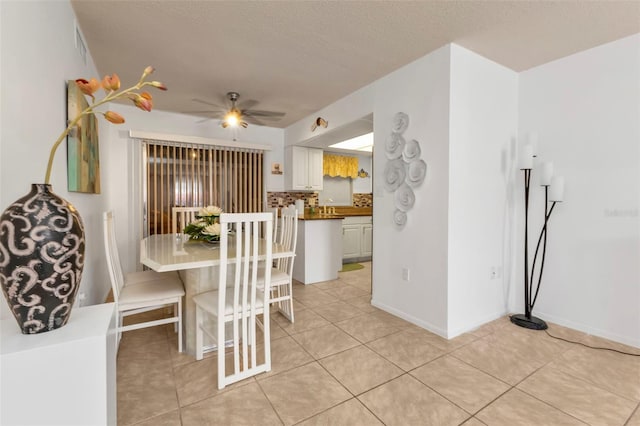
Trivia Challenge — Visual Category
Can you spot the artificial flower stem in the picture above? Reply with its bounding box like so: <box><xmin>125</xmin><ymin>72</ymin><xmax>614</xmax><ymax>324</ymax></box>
<box><xmin>43</xmin><ymin>81</ymin><xmax>154</xmax><ymax>184</ymax></box>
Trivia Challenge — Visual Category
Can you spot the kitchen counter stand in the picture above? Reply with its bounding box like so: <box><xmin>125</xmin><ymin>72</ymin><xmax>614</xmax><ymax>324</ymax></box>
<box><xmin>293</xmin><ymin>215</ymin><xmax>343</xmax><ymax>284</ymax></box>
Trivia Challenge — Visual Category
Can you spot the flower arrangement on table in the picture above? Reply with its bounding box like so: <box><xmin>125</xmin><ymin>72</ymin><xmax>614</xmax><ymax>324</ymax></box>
<box><xmin>183</xmin><ymin>206</ymin><xmax>224</xmax><ymax>242</ymax></box>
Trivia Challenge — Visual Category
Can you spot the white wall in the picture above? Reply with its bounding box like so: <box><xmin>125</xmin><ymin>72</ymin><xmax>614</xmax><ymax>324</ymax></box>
<box><xmin>518</xmin><ymin>34</ymin><xmax>640</xmax><ymax>346</ymax></box>
<box><xmin>371</xmin><ymin>46</ymin><xmax>453</xmax><ymax>335</ymax></box>
<box><xmin>447</xmin><ymin>45</ymin><xmax>519</xmax><ymax>337</ymax></box>
<box><xmin>352</xmin><ymin>155</ymin><xmax>372</xmax><ymax>194</ymax></box>
<box><xmin>0</xmin><ymin>1</ymin><xmax>109</xmax><ymax>315</ymax></box>
<box><xmin>285</xmin><ymin>44</ymin><xmax>514</xmax><ymax>338</ymax></box>
<box><xmin>284</xmin><ymin>46</ymin><xmax>453</xmax><ymax>334</ymax></box>
<box><xmin>284</xmin><ymin>84</ymin><xmax>374</xmax><ymax>147</ymax></box>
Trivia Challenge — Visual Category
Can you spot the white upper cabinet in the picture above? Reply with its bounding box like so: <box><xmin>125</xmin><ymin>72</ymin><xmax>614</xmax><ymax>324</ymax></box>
<box><xmin>285</xmin><ymin>146</ymin><xmax>323</xmax><ymax>191</ymax></box>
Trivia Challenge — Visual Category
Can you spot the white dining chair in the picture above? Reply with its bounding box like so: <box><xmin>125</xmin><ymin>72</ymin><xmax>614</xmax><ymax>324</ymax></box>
<box><xmin>172</xmin><ymin>206</ymin><xmax>201</xmax><ymax>234</ymax></box>
<box><xmin>103</xmin><ymin>211</ymin><xmax>185</xmax><ymax>352</ymax></box>
<box><xmin>269</xmin><ymin>205</ymin><xmax>298</xmax><ymax>322</ymax></box>
<box><xmin>192</xmin><ymin>212</ymin><xmax>273</xmax><ymax>389</ymax></box>
<box><xmin>255</xmin><ymin>205</ymin><xmax>297</xmax><ymax>323</ymax></box>
<box><xmin>265</xmin><ymin>206</ymin><xmax>279</xmax><ymax>243</ymax></box>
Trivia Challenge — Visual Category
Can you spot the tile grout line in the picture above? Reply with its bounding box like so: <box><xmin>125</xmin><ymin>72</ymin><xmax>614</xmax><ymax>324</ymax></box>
<box><xmin>515</xmin><ymin>363</ymin><xmax>637</xmax><ymax>424</ymax></box>
<box><xmin>504</xmin><ymin>358</ymin><xmax>593</xmax><ymax>425</ymax></box>
<box><xmin>545</xmin><ymin>347</ymin><xmax>640</xmax><ymax>403</ymax></box>
<box><xmin>312</xmin><ymin>347</ymin><xmax>390</xmax><ymax>426</ymax></box>
<box><xmin>624</xmin><ymin>401</ymin><xmax>640</xmax><ymax>426</ymax></box>
<box><xmin>275</xmin><ymin>277</ymin><xmax>385</xmax><ymax>424</ymax></box>
<box><xmin>440</xmin><ymin>328</ymin><xmax>594</xmax><ymax>422</ymax></box>
<box><xmin>254</xmin><ymin>377</ymin><xmax>287</xmax><ymax>425</ymax></box>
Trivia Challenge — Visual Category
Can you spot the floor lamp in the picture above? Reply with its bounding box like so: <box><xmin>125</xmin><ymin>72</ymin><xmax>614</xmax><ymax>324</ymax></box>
<box><xmin>511</xmin><ymin>145</ymin><xmax>564</xmax><ymax>330</ymax></box>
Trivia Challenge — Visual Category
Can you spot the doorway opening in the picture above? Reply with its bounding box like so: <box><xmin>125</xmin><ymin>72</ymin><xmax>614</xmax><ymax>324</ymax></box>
<box><xmin>300</xmin><ymin>113</ymin><xmax>374</xmax><ymax>294</ymax></box>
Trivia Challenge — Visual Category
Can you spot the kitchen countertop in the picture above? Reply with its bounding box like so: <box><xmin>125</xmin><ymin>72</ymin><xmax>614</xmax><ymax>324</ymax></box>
<box><xmin>299</xmin><ymin>213</ymin><xmax>345</xmax><ymax>221</ymax></box>
<box><xmin>297</xmin><ymin>206</ymin><xmax>372</xmax><ymax>220</ymax></box>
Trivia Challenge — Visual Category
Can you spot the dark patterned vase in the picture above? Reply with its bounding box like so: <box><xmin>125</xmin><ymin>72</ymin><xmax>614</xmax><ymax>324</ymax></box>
<box><xmin>0</xmin><ymin>184</ymin><xmax>85</xmax><ymax>334</ymax></box>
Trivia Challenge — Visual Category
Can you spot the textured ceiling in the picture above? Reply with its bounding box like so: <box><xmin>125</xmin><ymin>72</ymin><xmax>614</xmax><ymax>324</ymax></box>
<box><xmin>71</xmin><ymin>1</ymin><xmax>639</xmax><ymax>129</ymax></box>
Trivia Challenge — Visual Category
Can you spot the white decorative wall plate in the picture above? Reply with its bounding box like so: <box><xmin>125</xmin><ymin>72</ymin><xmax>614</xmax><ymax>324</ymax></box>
<box><xmin>383</xmin><ymin>158</ymin><xmax>406</xmax><ymax>192</ymax></box>
<box><xmin>402</xmin><ymin>139</ymin><xmax>421</xmax><ymax>162</ymax></box>
<box><xmin>407</xmin><ymin>159</ymin><xmax>427</xmax><ymax>187</ymax></box>
<box><xmin>385</xmin><ymin>133</ymin><xmax>405</xmax><ymax>159</ymax></box>
<box><xmin>394</xmin><ymin>183</ymin><xmax>415</xmax><ymax>212</ymax></box>
<box><xmin>391</xmin><ymin>112</ymin><xmax>409</xmax><ymax>134</ymax></box>
<box><xmin>393</xmin><ymin>209</ymin><xmax>407</xmax><ymax>228</ymax></box>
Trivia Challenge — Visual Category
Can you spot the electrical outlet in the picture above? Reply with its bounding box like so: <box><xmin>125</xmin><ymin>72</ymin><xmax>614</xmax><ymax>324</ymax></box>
<box><xmin>402</xmin><ymin>268</ymin><xmax>410</xmax><ymax>281</ymax></box>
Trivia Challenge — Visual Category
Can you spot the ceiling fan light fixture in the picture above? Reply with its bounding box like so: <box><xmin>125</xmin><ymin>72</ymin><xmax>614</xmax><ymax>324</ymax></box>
<box><xmin>191</xmin><ymin>91</ymin><xmax>284</xmax><ymax>130</ymax></box>
<box><xmin>223</xmin><ymin>109</ymin><xmax>240</xmax><ymax>127</ymax></box>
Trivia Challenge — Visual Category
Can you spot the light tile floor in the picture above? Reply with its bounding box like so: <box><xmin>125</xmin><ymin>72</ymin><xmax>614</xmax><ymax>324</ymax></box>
<box><xmin>117</xmin><ymin>262</ymin><xmax>640</xmax><ymax>425</ymax></box>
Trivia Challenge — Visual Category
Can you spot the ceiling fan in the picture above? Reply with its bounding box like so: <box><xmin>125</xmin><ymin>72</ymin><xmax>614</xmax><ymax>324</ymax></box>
<box><xmin>187</xmin><ymin>92</ymin><xmax>285</xmax><ymax>128</ymax></box>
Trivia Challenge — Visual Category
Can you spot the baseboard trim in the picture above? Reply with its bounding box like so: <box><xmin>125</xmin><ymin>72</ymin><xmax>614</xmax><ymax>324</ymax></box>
<box><xmin>370</xmin><ymin>298</ymin><xmax>449</xmax><ymax>338</ymax></box>
<box><xmin>447</xmin><ymin>310</ymin><xmax>509</xmax><ymax>339</ymax></box>
<box><xmin>533</xmin><ymin>310</ymin><xmax>640</xmax><ymax>349</ymax></box>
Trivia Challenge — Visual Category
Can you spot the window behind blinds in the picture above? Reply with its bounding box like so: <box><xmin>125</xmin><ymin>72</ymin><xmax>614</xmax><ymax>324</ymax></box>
<box><xmin>143</xmin><ymin>141</ymin><xmax>264</xmax><ymax>236</ymax></box>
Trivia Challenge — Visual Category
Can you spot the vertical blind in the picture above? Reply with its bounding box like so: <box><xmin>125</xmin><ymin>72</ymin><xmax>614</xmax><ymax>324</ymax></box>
<box><xmin>143</xmin><ymin>140</ymin><xmax>264</xmax><ymax>235</ymax></box>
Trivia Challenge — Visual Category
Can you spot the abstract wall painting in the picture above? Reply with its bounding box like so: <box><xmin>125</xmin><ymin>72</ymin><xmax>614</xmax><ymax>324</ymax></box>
<box><xmin>67</xmin><ymin>80</ymin><xmax>101</xmax><ymax>193</ymax></box>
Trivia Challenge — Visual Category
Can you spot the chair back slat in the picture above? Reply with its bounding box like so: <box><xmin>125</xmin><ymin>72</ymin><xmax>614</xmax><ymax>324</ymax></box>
<box><xmin>276</xmin><ymin>205</ymin><xmax>298</xmax><ymax>273</ymax></box>
<box><xmin>172</xmin><ymin>207</ymin><xmax>201</xmax><ymax>234</ymax></box>
<box><xmin>103</xmin><ymin>211</ymin><xmax>126</xmax><ymax>301</ymax></box>
<box><xmin>265</xmin><ymin>207</ymin><xmax>279</xmax><ymax>243</ymax></box>
<box><xmin>217</xmin><ymin>212</ymin><xmax>273</xmax><ymax>381</ymax></box>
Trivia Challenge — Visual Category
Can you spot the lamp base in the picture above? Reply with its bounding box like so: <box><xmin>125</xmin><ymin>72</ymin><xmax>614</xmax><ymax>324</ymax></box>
<box><xmin>510</xmin><ymin>314</ymin><xmax>548</xmax><ymax>330</ymax></box>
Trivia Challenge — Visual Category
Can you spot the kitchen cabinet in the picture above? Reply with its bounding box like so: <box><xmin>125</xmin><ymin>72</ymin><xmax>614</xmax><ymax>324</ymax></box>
<box><xmin>361</xmin><ymin>223</ymin><xmax>373</xmax><ymax>257</ymax></box>
<box><xmin>342</xmin><ymin>216</ymin><xmax>372</xmax><ymax>262</ymax></box>
<box><xmin>286</xmin><ymin>146</ymin><xmax>323</xmax><ymax>191</ymax></box>
<box><xmin>342</xmin><ymin>225</ymin><xmax>361</xmax><ymax>258</ymax></box>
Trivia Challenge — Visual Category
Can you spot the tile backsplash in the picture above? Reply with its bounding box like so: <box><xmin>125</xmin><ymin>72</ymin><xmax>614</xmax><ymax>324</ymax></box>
<box><xmin>352</xmin><ymin>193</ymin><xmax>372</xmax><ymax>207</ymax></box>
<box><xmin>267</xmin><ymin>192</ymin><xmax>318</xmax><ymax>208</ymax></box>
<box><xmin>267</xmin><ymin>192</ymin><xmax>372</xmax><ymax>207</ymax></box>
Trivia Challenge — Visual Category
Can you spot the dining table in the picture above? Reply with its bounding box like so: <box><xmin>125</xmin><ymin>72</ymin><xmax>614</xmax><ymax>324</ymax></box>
<box><xmin>140</xmin><ymin>233</ymin><xmax>294</xmax><ymax>355</ymax></box>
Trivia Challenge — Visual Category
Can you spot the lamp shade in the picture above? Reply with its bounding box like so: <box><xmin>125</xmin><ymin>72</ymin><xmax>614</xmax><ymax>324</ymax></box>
<box><xmin>518</xmin><ymin>144</ymin><xmax>533</xmax><ymax>170</ymax></box>
<box><xmin>549</xmin><ymin>176</ymin><xmax>565</xmax><ymax>202</ymax></box>
<box><xmin>540</xmin><ymin>162</ymin><xmax>553</xmax><ymax>186</ymax></box>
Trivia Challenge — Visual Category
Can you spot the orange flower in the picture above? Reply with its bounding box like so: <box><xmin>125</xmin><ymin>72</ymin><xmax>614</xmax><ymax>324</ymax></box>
<box><xmin>150</xmin><ymin>81</ymin><xmax>167</xmax><ymax>91</ymax></box>
<box><xmin>46</xmin><ymin>66</ymin><xmax>167</xmax><ymax>184</ymax></box>
<box><xmin>142</xmin><ymin>66</ymin><xmax>155</xmax><ymax>78</ymax></box>
<box><xmin>75</xmin><ymin>78</ymin><xmax>100</xmax><ymax>100</ymax></box>
<box><xmin>104</xmin><ymin>111</ymin><xmax>125</xmax><ymax>124</ymax></box>
<box><xmin>101</xmin><ymin>73</ymin><xmax>121</xmax><ymax>92</ymax></box>
<box><xmin>131</xmin><ymin>92</ymin><xmax>153</xmax><ymax>112</ymax></box>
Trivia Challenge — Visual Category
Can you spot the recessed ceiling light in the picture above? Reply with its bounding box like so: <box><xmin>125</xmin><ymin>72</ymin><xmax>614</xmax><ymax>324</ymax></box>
<box><xmin>329</xmin><ymin>132</ymin><xmax>373</xmax><ymax>152</ymax></box>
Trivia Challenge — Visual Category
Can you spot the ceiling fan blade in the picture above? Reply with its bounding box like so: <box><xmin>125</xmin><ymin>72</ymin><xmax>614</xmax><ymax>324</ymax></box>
<box><xmin>238</xmin><ymin>99</ymin><xmax>259</xmax><ymax>110</ymax></box>
<box><xmin>243</xmin><ymin>116</ymin><xmax>266</xmax><ymax>126</ymax></box>
<box><xmin>181</xmin><ymin>110</ymin><xmax>223</xmax><ymax>114</ymax></box>
<box><xmin>195</xmin><ymin>116</ymin><xmax>215</xmax><ymax>124</ymax></box>
<box><xmin>243</xmin><ymin>116</ymin><xmax>282</xmax><ymax>123</ymax></box>
<box><xmin>243</xmin><ymin>110</ymin><xmax>286</xmax><ymax>118</ymax></box>
<box><xmin>192</xmin><ymin>98</ymin><xmax>225</xmax><ymax>109</ymax></box>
